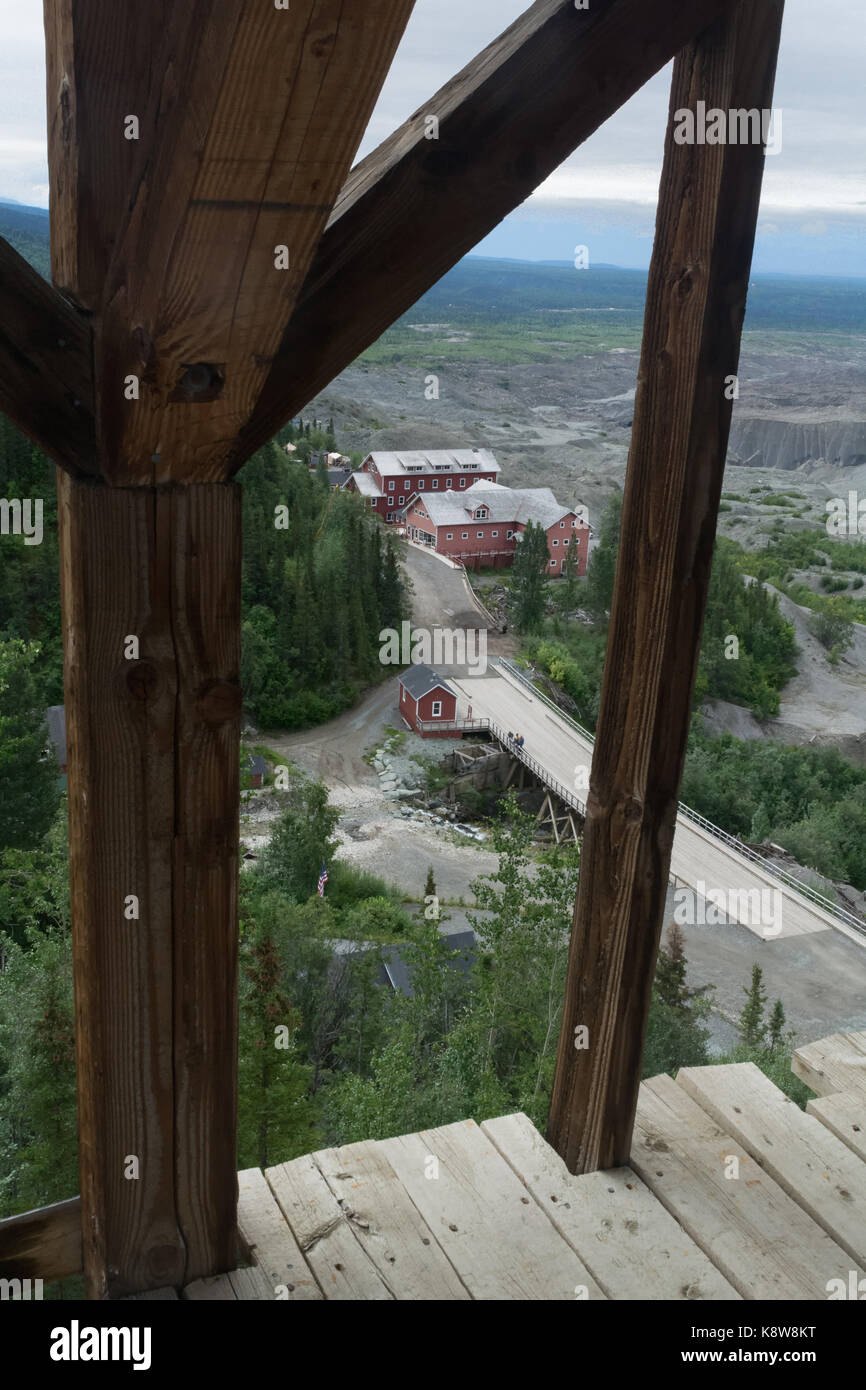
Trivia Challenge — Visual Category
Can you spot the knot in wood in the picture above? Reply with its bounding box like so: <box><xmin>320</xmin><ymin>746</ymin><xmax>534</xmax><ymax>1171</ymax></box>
<box><xmin>174</xmin><ymin>362</ymin><xmax>226</xmax><ymax>403</ymax></box>
<box><xmin>674</xmin><ymin>267</ymin><xmax>695</xmax><ymax>299</ymax></box>
<box><xmin>310</xmin><ymin>33</ymin><xmax>336</xmax><ymax>60</ymax></box>
<box><xmin>147</xmin><ymin>1242</ymin><xmax>184</xmax><ymax>1283</ymax></box>
<box><xmin>623</xmin><ymin>795</ymin><xmax>643</xmax><ymax>824</ymax></box>
<box><xmin>125</xmin><ymin>661</ymin><xmax>161</xmax><ymax>702</ymax></box>
<box><xmin>195</xmin><ymin>679</ymin><xmax>242</xmax><ymax>726</ymax></box>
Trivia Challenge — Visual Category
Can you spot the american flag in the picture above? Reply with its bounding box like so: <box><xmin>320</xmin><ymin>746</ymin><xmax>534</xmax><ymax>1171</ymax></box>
<box><xmin>317</xmin><ymin>861</ymin><xmax>328</xmax><ymax>898</ymax></box>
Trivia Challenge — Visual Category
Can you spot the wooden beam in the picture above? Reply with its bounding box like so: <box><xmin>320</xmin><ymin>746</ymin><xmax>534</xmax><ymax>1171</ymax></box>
<box><xmin>43</xmin><ymin>0</ymin><xmax>165</xmax><ymax>309</ymax></box>
<box><xmin>232</xmin><ymin>0</ymin><xmax>738</xmax><ymax>466</ymax></box>
<box><xmin>0</xmin><ymin>237</ymin><xmax>96</xmax><ymax>475</ymax></box>
<box><xmin>46</xmin><ymin>1</ymin><xmax>414</xmax><ymax>484</ymax></box>
<box><xmin>547</xmin><ymin>0</ymin><xmax>785</xmax><ymax>1174</ymax></box>
<box><xmin>0</xmin><ymin>1197</ymin><xmax>83</xmax><ymax>1284</ymax></box>
<box><xmin>59</xmin><ymin>471</ymin><xmax>241</xmax><ymax>1297</ymax></box>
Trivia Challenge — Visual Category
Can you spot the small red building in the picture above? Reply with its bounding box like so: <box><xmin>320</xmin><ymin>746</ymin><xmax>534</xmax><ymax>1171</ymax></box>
<box><xmin>404</xmin><ymin>481</ymin><xmax>590</xmax><ymax>574</ymax></box>
<box><xmin>243</xmin><ymin>754</ymin><xmax>267</xmax><ymax>788</ymax></box>
<box><xmin>398</xmin><ymin>665</ymin><xmax>459</xmax><ymax>738</ymax></box>
<box><xmin>345</xmin><ymin>449</ymin><xmax>501</xmax><ymax>523</ymax></box>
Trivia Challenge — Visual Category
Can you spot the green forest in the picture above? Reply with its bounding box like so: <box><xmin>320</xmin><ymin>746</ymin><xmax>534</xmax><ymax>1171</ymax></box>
<box><xmin>0</xmin><ymin>766</ymin><xmax>804</xmax><ymax>1259</ymax></box>
<box><xmin>512</xmin><ymin>493</ymin><xmax>866</xmax><ymax>893</ymax></box>
<box><xmin>0</xmin><ymin>412</ymin><xmax>406</xmax><ymax>731</ymax></box>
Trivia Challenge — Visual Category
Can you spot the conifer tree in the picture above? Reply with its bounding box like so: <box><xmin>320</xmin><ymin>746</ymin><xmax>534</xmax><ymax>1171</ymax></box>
<box><xmin>655</xmin><ymin>922</ymin><xmax>689</xmax><ymax>1010</ymax></box>
<box><xmin>767</xmin><ymin>998</ymin><xmax>787</xmax><ymax>1051</ymax></box>
<box><xmin>584</xmin><ymin>492</ymin><xmax>623</xmax><ymax>617</ymax></box>
<box><xmin>508</xmin><ymin>520</ymin><xmax>550</xmax><ymax>633</ymax></box>
<box><xmin>738</xmin><ymin>963</ymin><xmax>768</xmax><ymax>1048</ymax></box>
<box><xmin>237</xmin><ymin>917</ymin><xmax>316</xmax><ymax>1168</ymax></box>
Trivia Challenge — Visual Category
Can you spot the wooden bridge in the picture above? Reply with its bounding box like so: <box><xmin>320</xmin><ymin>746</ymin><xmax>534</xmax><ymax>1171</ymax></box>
<box><xmin>5</xmin><ymin>0</ymin><xmax>853</xmax><ymax>1303</ymax></box>
<box><xmin>438</xmin><ymin>662</ymin><xmax>866</xmax><ymax>945</ymax></box>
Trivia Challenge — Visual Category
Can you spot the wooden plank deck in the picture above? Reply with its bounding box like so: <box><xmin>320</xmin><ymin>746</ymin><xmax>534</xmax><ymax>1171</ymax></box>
<box><xmin>177</xmin><ymin>1047</ymin><xmax>866</xmax><ymax>1300</ymax></box>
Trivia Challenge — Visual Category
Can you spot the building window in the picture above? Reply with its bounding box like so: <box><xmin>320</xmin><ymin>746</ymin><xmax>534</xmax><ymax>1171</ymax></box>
<box><xmin>552</xmin><ymin>539</ymin><xmax>559</xmax><ymax>547</ymax></box>
<box><xmin>445</xmin><ymin>479</ymin><xmax>453</xmax><ymax>489</ymax></box>
<box><xmin>563</xmin><ymin>538</ymin><xmax>569</xmax><ymax>546</ymax></box>
<box><xmin>432</xmin><ymin>480</ymin><xmax>439</xmax><ymax>489</ymax></box>
<box><xmin>475</xmin><ymin>508</ymin><xmax>488</xmax><ymax>519</ymax></box>
<box><xmin>560</xmin><ymin>520</ymin><xmax>565</xmax><ymax>528</ymax></box>
<box><xmin>387</xmin><ymin>512</ymin><xmax>395</xmax><ymax>522</ymax></box>
<box><xmin>459</xmin><ymin>478</ymin><xmax>467</xmax><ymax>488</ymax></box>
<box><xmin>431</xmin><ymin>701</ymin><xmax>442</xmax><ymax>718</ymax></box>
<box><xmin>446</xmin><ymin>533</ymin><xmax>453</xmax><ymax>540</ymax></box>
<box><xmin>507</xmin><ymin>530</ymin><xmax>514</xmax><ymax>540</ymax></box>
<box><xmin>550</xmin><ymin>560</ymin><xmax>556</xmax><ymax>569</ymax></box>
<box><xmin>491</xmin><ymin>530</ymin><xmax>498</xmax><ymax>537</ymax></box>
<box><xmin>388</xmin><ymin>480</ymin><xmax>395</xmax><ymax>490</ymax></box>
<box><xmin>418</xmin><ymin>479</ymin><xmax>425</xmax><ymax>488</ymax></box>
<box><xmin>398</xmin><ymin>496</ymin><xmax>404</xmax><ymax>505</ymax></box>
<box><xmin>461</xmin><ymin>532</ymin><xmax>469</xmax><ymax>540</ymax></box>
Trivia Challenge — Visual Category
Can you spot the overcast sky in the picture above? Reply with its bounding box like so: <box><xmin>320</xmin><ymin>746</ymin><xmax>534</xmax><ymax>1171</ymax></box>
<box><xmin>2</xmin><ymin>0</ymin><xmax>864</xmax><ymax>274</ymax></box>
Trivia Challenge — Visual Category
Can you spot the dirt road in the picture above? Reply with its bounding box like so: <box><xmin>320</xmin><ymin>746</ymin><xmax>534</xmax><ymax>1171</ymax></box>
<box><xmin>257</xmin><ymin>544</ymin><xmax>501</xmax><ymax>904</ymax></box>
<box><xmin>256</xmin><ymin>538</ymin><xmax>866</xmax><ymax>1052</ymax></box>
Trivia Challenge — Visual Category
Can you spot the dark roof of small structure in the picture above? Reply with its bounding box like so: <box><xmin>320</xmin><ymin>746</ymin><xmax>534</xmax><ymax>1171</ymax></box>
<box><xmin>398</xmin><ymin>663</ymin><xmax>456</xmax><ymax>701</ymax></box>
<box><xmin>245</xmin><ymin>754</ymin><xmax>267</xmax><ymax>776</ymax></box>
<box><xmin>379</xmin><ymin>931</ymin><xmax>476</xmax><ymax>998</ymax></box>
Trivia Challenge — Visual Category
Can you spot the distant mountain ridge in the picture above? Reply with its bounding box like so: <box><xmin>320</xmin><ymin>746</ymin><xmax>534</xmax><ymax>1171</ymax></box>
<box><xmin>2</xmin><ymin>198</ymin><xmax>865</xmax><ymax>337</ymax></box>
<box><xmin>0</xmin><ymin>200</ymin><xmax>50</xmax><ymax>278</ymax></box>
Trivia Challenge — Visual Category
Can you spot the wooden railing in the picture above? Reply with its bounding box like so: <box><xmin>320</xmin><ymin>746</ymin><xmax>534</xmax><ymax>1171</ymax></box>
<box><xmin>0</xmin><ymin>1196</ymin><xmax>82</xmax><ymax>1282</ymax></box>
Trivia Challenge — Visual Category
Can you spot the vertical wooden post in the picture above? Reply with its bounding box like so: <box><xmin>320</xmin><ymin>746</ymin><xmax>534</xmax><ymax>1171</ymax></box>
<box><xmin>547</xmin><ymin>0</ymin><xmax>785</xmax><ymax>1174</ymax></box>
<box><xmin>58</xmin><ymin>473</ymin><xmax>240</xmax><ymax>1297</ymax></box>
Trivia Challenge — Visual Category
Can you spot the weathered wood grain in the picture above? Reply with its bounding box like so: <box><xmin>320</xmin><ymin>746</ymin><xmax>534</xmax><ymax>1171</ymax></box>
<box><xmin>232</xmin><ymin>0</ymin><xmax>738</xmax><ymax>466</ymax></box>
<box><xmin>679</xmin><ymin>1062</ymin><xmax>866</xmax><ymax>1267</ymax></box>
<box><xmin>43</xmin><ymin>0</ymin><xmax>165</xmax><ymax>307</ymax></box>
<box><xmin>482</xmin><ymin>1112</ymin><xmax>739</xmax><ymax>1300</ymax></box>
<box><xmin>792</xmin><ymin>1032</ymin><xmax>866</xmax><ymax>1099</ymax></box>
<box><xmin>807</xmin><ymin>1091</ymin><xmax>866</xmax><ymax>1162</ymax></box>
<box><xmin>58</xmin><ymin>472</ymin><xmax>240</xmax><ymax>1297</ymax></box>
<box><xmin>378</xmin><ymin>1119</ymin><xmax>605</xmax><ymax>1300</ymax></box>
<box><xmin>59</xmin><ymin>472</ymin><xmax>180</xmax><ymax>1298</ymax></box>
<box><xmin>265</xmin><ymin>1154</ymin><xmax>394</xmax><ymax>1300</ymax></box>
<box><xmin>0</xmin><ymin>237</ymin><xmax>95</xmax><ymax>474</ymax></box>
<box><xmin>170</xmin><ymin>484</ymin><xmax>242</xmax><ymax>1283</ymax></box>
<box><xmin>45</xmin><ymin>0</ymin><xmax>414</xmax><ymax>484</ymax></box>
<box><xmin>237</xmin><ymin>1167</ymin><xmax>321</xmax><ymax>1300</ymax></box>
<box><xmin>0</xmin><ymin>1196</ymin><xmax>82</xmax><ymax>1283</ymax></box>
<box><xmin>183</xmin><ymin>1274</ymin><xmax>238</xmax><ymax>1302</ymax></box>
<box><xmin>632</xmin><ymin>1074</ymin><xmax>860</xmax><ymax>1300</ymax></box>
<box><xmin>547</xmin><ymin>0</ymin><xmax>785</xmax><ymax>1173</ymax></box>
<box><xmin>313</xmin><ymin>1140</ymin><xmax>470</xmax><ymax>1300</ymax></box>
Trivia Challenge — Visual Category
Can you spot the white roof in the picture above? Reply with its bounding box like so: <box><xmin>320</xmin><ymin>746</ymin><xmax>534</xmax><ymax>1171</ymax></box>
<box><xmin>364</xmin><ymin>449</ymin><xmax>500</xmax><ymax>477</ymax></box>
<box><xmin>409</xmin><ymin>482</ymin><xmax>579</xmax><ymax>530</ymax></box>
<box><xmin>349</xmin><ymin>471</ymin><xmax>381</xmax><ymax>497</ymax></box>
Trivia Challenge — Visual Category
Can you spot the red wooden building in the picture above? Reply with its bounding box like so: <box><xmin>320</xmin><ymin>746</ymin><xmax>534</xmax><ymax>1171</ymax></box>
<box><xmin>346</xmin><ymin>449</ymin><xmax>500</xmax><ymax>522</ymax></box>
<box><xmin>405</xmin><ymin>481</ymin><xmax>590</xmax><ymax>573</ymax></box>
<box><xmin>398</xmin><ymin>665</ymin><xmax>459</xmax><ymax>737</ymax></box>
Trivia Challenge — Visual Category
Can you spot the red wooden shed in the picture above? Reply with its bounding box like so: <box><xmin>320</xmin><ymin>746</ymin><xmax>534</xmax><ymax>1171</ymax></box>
<box><xmin>398</xmin><ymin>665</ymin><xmax>459</xmax><ymax>737</ymax></box>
